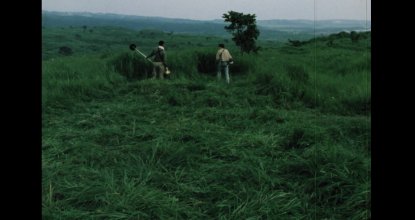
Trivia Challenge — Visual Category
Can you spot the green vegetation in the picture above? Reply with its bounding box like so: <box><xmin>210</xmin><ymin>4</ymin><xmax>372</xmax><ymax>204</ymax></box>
<box><xmin>43</xmin><ymin>11</ymin><xmax>371</xmax><ymax>42</ymax></box>
<box><xmin>43</xmin><ymin>25</ymin><xmax>371</xmax><ymax>219</ymax></box>
<box><xmin>223</xmin><ymin>11</ymin><xmax>260</xmax><ymax>54</ymax></box>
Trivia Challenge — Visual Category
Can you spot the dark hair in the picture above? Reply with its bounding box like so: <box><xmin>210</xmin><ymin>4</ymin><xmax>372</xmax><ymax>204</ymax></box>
<box><xmin>159</xmin><ymin>40</ymin><xmax>164</xmax><ymax>46</ymax></box>
<box><xmin>218</xmin><ymin>43</ymin><xmax>225</xmax><ymax>48</ymax></box>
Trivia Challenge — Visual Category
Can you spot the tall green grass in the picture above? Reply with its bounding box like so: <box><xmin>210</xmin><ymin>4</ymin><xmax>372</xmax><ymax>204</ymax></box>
<box><xmin>43</xmin><ymin>27</ymin><xmax>371</xmax><ymax>219</ymax></box>
<box><xmin>42</xmin><ymin>55</ymin><xmax>126</xmax><ymax>109</ymax></box>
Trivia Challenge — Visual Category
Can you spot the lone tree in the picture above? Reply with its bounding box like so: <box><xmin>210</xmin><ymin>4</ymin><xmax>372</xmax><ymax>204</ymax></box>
<box><xmin>222</xmin><ymin>11</ymin><xmax>260</xmax><ymax>54</ymax></box>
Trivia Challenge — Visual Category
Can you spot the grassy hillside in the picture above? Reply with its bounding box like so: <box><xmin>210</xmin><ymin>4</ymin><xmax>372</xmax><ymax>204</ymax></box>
<box><xmin>42</xmin><ymin>11</ymin><xmax>229</xmax><ymax>37</ymax></box>
<box><xmin>42</xmin><ymin>26</ymin><xmax>371</xmax><ymax>219</ymax></box>
<box><xmin>42</xmin><ymin>26</ymin><xmax>231</xmax><ymax>61</ymax></box>
<box><xmin>43</xmin><ymin>11</ymin><xmax>372</xmax><ymax>41</ymax></box>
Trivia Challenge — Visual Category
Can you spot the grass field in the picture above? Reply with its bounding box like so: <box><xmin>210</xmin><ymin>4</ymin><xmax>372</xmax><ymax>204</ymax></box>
<box><xmin>42</xmin><ymin>26</ymin><xmax>371</xmax><ymax>219</ymax></box>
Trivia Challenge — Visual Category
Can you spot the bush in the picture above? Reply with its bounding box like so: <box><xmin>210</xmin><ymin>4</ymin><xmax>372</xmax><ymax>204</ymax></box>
<box><xmin>350</xmin><ymin>31</ymin><xmax>359</xmax><ymax>43</ymax></box>
<box><xmin>284</xmin><ymin>64</ymin><xmax>309</xmax><ymax>101</ymax></box>
<box><xmin>341</xmin><ymin>96</ymin><xmax>371</xmax><ymax>115</ymax></box>
<box><xmin>284</xmin><ymin>64</ymin><xmax>309</xmax><ymax>84</ymax></box>
<box><xmin>108</xmin><ymin>52</ymin><xmax>153</xmax><ymax>80</ymax></box>
<box><xmin>287</xmin><ymin>39</ymin><xmax>305</xmax><ymax>47</ymax></box>
<box><xmin>58</xmin><ymin>46</ymin><xmax>73</xmax><ymax>56</ymax></box>
<box><xmin>254</xmin><ymin>72</ymin><xmax>291</xmax><ymax>106</ymax></box>
<box><xmin>228</xmin><ymin>56</ymin><xmax>253</xmax><ymax>75</ymax></box>
<box><xmin>195</xmin><ymin>51</ymin><xmax>216</xmax><ymax>74</ymax></box>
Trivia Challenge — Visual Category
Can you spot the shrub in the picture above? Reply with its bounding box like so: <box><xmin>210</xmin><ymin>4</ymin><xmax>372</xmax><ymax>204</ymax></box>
<box><xmin>341</xmin><ymin>95</ymin><xmax>371</xmax><ymax>115</ymax></box>
<box><xmin>195</xmin><ymin>51</ymin><xmax>216</xmax><ymax>74</ymax></box>
<box><xmin>284</xmin><ymin>64</ymin><xmax>309</xmax><ymax>101</ymax></box>
<box><xmin>350</xmin><ymin>31</ymin><xmax>360</xmax><ymax>43</ymax></box>
<box><xmin>254</xmin><ymin>72</ymin><xmax>291</xmax><ymax>105</ymax></box>
<box><xmin>287</xmin><ymin>39</ymin><xmax>305</xmax><ymax>47</ymax></box>
<box><xmin>58</xmin><ymin>46</ymin><xmax>73</xmax><ymax>56</ymax></box>
<box><xmin>228</xmin><ymin>56</ymin><xmax>253</xmax><ymax>75</ymax></box>
<box><xmin>284</xmin><ymin>64</ymin><xmax>309</xmax><ymax>83</ymax></box>
<box><xmin>108</xmin><ymin>52</ymin><xmax>153</xmax><ymax>80</ymax></box>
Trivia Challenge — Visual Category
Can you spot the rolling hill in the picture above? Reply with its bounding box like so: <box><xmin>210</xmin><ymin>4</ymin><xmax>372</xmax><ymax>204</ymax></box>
<box><xmin>42</xmin><ymin>11</ymin><xmax>370</xmax><ymax>41</ymax></box>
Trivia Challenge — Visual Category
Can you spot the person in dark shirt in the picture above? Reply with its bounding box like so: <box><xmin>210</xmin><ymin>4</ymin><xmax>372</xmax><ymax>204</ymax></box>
<box><xmin>147</xmin><ymin>40</ymin><xmax>168</xmax><ymax>79</ymax></box>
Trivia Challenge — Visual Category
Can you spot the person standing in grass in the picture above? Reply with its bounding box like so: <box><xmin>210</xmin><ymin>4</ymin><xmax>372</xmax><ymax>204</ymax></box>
<box><xmin>216</xmin><ymin>43</ymin><xmax>233</xmax><ymax>84</ymax></box>
<box><xmin>147</xmin><ymin>40</ymin><xmax>168</xmax><ymax>79</ymax></box>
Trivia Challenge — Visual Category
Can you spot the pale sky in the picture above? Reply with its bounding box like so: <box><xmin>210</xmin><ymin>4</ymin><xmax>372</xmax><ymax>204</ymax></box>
<box><xmin>42</xmin><ymin>0</ymin><xmax>371</xmax><ymax>21</ymax></box>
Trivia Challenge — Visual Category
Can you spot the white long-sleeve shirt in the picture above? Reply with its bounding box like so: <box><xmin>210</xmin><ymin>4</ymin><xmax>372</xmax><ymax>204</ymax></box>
<box><xmin>216</xmin><ymin>48</ymin><xmax>233</xmax><ymax>62</ymax></box>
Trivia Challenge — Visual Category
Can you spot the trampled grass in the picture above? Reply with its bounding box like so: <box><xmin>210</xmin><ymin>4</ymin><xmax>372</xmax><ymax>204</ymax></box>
<box><xmin>42</xmin><ymin>27</ymin><xmax>371</xmax><ymax>219</ymax></box>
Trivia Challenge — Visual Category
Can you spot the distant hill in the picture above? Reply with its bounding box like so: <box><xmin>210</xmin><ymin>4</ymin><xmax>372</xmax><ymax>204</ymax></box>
<box><xmin>258</xmin><ymin>19</ymin><xmax>370</xmax><ymax>36</ymax></box>
<box><xmin>42</xmin><ymin>11</ymin><xmax>371</xmax><ymax>41</ymax></box>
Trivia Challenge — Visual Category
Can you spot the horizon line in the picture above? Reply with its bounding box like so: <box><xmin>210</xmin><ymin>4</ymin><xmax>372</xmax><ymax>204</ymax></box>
<box><xmin>42</xmin><ymin>10</ymin><xmax>371</xmax><ymax>22</ymax></box>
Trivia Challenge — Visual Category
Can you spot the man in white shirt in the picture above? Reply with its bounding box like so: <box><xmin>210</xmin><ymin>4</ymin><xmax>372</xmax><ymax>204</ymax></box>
<box><xmin>215</xmin><ymin>43</ymin><xmax>233</xmax><ymax>84</ymax></box>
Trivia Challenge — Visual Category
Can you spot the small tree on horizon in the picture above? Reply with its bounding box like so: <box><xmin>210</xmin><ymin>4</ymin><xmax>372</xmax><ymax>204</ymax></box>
<box><xmin>222</xmin><ymin>11</ymin><xmax>260</xmax><ymax>54</ymax></box>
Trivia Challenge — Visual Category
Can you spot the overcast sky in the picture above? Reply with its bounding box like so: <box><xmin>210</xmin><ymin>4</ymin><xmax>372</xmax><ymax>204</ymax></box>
<box><xmin>42</xmin><ymin>0</ymin><xmax>371</xmax><ymax>21</ymax></box>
